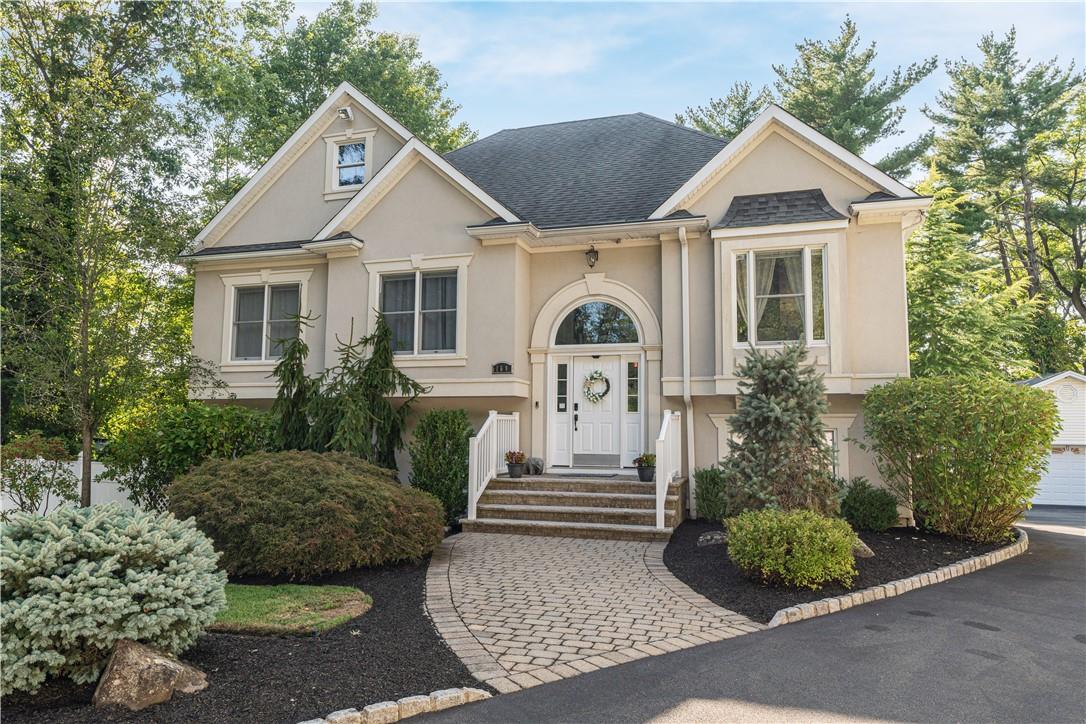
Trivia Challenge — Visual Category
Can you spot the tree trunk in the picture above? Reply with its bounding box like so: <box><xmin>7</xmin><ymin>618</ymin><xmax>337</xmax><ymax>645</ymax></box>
<box><xmin>1021</xmin><ymin>176</ymin><xmax>1043</xmax><ymax>297</ymax></box>
<box><xmin>81</xmin><ymin>418</ymin><xmax>93</xmax><ymax>507</ymax></box>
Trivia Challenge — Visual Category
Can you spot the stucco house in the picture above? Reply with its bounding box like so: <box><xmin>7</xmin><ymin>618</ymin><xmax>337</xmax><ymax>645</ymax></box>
<box><xmin>186</xmin><ymin>82</ymin><xmax>930</xmax><ymax>539</ymax></box>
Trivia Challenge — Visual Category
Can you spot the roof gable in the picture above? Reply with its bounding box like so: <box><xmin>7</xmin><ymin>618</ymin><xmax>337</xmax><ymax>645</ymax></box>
<box><xmin>444</xmin><ymin>113</ymin><xmax>727</xmax><ymax>228</ymax></box>
<box><xmin>718</xmin><ymin>189</ymin><xmax>847</xmax><ymax>229</ymax></box>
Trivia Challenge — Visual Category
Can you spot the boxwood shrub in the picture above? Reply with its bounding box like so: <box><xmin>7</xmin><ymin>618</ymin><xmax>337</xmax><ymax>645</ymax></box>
<box><xmin>694</xmin><ymin>466</ymin><xmax>730</xmax><ymax>521</ymax></box>
<box><xmin>168</xmin><ymin>451</ymin><xmax>444</xmax><ymax>579</ymax></box>
<box><xmin>840</xmin><ymin>477</ymin><xmax>900</xmax><ymax>532</ymax></box>
<box><xmin>863</xmin><ymin>377</ymin><xmax>1058</xmax><ymax>543</ymax></box>
<box><xmin>409</xmin><ymin>409</ymin><xmax>473</xmax><ymax>524</ymax></box>
<box><xmin>1</xmin><ymin>505</ymin><xmax>226</xmax><ymax>695</ymax></box>
<box><xmin>727</xmin><ymin>509</ymin><xmax>857</xmax><ymax>590</ymax></box>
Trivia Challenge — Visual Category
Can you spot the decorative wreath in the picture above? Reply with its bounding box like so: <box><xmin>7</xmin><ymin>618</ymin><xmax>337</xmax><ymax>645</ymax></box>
<box><xmin>582</xmin><ymin>370</ymin><xmax>611</xmax><ymax>404</ymax></box>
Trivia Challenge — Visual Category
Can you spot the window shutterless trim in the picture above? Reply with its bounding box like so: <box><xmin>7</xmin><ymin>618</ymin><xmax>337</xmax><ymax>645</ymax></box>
<box><xmin>733</xmin><ymin>246</ymin><xmax>829</xmax><ymax>347</ymax></box>
<box><xmin>219</xmin><ymin>269</ymin><xmax>312</xmax><ymax>366</ymax></box>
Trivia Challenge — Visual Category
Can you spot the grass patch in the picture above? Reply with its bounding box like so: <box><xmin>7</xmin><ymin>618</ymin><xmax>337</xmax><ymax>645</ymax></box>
<box><xmin>210</xmin><ymin>583</ymin><xmax>372</xmax><ymax>635</ymax></box>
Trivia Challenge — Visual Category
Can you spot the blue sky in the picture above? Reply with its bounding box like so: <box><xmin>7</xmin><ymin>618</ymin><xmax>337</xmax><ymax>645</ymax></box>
<box><xmin>299</xmin><ymin>1</ymin><xmax>1083</xmax><ymax>166</ymax></box>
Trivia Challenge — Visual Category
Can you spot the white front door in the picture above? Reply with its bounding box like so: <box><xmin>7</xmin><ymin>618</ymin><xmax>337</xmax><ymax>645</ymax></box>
<box><xmin>572</xmin><ymin>355</ymin><xmax>622</xmax><ymax>467</ymax></box>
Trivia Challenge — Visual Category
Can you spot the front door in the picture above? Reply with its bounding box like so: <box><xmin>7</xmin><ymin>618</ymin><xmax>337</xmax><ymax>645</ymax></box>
<box><xmin>571</xmin><ymin>355</ymin><xmax>622</xmax><ymax>467</ymax></box>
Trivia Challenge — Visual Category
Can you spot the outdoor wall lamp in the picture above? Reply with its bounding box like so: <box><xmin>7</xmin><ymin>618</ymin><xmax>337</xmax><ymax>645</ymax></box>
<box><xmin>585</xmin><ymin>245</ymin><xmax>599</xmax><ymax>268</ymax></box>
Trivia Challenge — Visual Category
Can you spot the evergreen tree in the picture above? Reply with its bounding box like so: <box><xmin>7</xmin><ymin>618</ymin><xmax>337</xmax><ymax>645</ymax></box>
<box><xmin>716</xmin><ymin>342</ymin><xmax>838</xmax><ymax>516</ymax></box>
<box><xmin>906</xmin><ymin>173</ymin><xmax>1037</xmax><ymax>378</ymax></box>
<box><xmin>675</xmin><ymin>81</ymin><xmax>775</xmax><ymax>139</ymax></box>
<box><xmin>773</xmin><ymin>16</ymin><xmax>937</xmax><ymax>176</ymax></box>
<box><xmin>270</xmin><ymin>320</ymin><xmax>313</xmax><ymax>451</ymax></box>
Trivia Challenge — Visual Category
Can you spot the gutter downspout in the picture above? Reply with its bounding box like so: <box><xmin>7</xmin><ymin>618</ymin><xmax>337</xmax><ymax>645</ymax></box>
<box><xmin>678</xmin><ymin>227</ymin><xmax>696</xmax><ymax>513</ymax></box>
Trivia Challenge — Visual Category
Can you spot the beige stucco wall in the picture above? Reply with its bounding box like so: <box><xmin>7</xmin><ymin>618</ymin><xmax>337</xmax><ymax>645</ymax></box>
<box><xmin>215</xmin><ymin>101</ymin><xmax>406</xmax><ymax>247</ymax></box>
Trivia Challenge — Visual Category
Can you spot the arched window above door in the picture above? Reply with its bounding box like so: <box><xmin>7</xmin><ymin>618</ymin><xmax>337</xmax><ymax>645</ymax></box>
<box><xmin>554</xmin><ymin>301</ymin><xmax>639</xmax><ymax>345</ymax></box>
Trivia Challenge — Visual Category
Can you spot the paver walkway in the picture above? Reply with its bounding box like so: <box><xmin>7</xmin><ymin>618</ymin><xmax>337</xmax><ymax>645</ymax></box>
<box><xmin>425</xmin><ymin>533</ymin><xmax>763</xmax><ymax>693</ymax></box>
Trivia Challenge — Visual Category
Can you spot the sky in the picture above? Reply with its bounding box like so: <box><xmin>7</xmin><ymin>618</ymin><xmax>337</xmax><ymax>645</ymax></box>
<box><xmin>298</xmin><ymin>1</ymin><xmax>1084</xmax><ymax>167</ymax></box>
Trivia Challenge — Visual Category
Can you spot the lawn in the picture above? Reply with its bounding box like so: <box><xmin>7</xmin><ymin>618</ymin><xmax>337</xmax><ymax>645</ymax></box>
<box><xmin>210</xmin><ymin>583</ymin><xmax>372</xmax><ymax>635</ymax></box>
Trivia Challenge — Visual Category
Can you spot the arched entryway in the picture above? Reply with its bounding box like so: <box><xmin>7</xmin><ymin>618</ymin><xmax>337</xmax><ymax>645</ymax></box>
<box><xmin>529</xmin><ymin>274</ymin><xmax>662</xmax><ymax>470</ymax></box>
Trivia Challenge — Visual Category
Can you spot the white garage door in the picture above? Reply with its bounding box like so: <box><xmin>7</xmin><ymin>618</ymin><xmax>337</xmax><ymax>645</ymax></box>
<box><xmin>1033</xmin><ymin>446</ymin><xmax>1086</xmax><ymax>506</ymax></box>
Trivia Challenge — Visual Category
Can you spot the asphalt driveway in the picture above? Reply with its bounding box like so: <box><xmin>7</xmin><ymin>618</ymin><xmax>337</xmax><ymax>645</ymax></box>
<box><xmin>423</xmin><ymin>507</ymin><xmax>1086</xmax><ymax>723</ymax></box>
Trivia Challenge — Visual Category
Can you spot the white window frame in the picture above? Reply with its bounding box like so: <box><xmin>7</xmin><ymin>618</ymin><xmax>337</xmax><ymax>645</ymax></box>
<box><xmin>364</xmin><ymin>253</ymin><xmax>471</xmax><ymax>366</ymax></box>
<box><xmin>220</xmin><ymin>268</ymin><xmax>312</xmax><ymax>368</ymax></box>
<box><xmin>732</xmin><ymin>245</ymin><xmax>829</xmax><ymax>348</ymax></box>
<box><xmin>324</xmin><ymin>128</ymin><xmax>376</xmax><ymax>200</ymax></box>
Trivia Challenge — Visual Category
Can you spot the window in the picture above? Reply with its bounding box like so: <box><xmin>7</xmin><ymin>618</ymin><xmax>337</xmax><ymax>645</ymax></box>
<box><xmin>335</xmin><ymin>141</ymin><xmax>366</xmax><ymax>188</ymax></box>
<box><xmin>626</xmin><ymin>361</ymin><xmax>639</xmax><ymax>413</ymax></box>
<box><xmin>555</xmin><ymin>302</ymin><xmax>639</xmax><ymax>345</ymax></box>
<box><xmin>232</xmin><ymin>283</ymin><xmax>301</xmax><ymax>361</ymax></box>
<box><xmin>556</xmin><ymin>363</ymin><xmax>568</xmax><ymax>412</ymax></box>
<box><xmin>824</xmin><ymin>428</ymin><xmax>839</xmax><ymax>476</ymax></box>
<box><xmin>380</xmin><ymin>270</ymin><xmax>458</xmax><ymax>354</ymax></box>
<box><xmin>735</xmin><ymin>247</ymin><xmax>828</xmax><ymax>345</ymax></box>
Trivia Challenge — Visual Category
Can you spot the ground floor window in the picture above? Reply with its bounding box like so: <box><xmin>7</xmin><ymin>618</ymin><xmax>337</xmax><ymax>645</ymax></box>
<box><xmin>380</xmin><ymin>270</ymin><xmax>458</xmax><ymax>354</ymax></box>
<box><xmin>232</xmin><ymin>283</ymin><xmax>301</xmax><ymax>361</ymax></box>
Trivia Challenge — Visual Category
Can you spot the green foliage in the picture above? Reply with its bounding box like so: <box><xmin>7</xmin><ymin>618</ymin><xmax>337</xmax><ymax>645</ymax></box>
<box><xmin>1</xmin><ymin>504</ymin><xmax>226</xmax><ymax>695</ymax></box>
<box><xmin>693</xmin><ymin>466</ymin><xmax>729</xmax><ymax>521</ymax></box>
<box><xmin>840</xmin><ymin>478</ymin><xmax>900</xmax><ymax>532</ymax></box>
<box><xmin>727</xmin><ymin>509</ymin><xmax>857</xmax><ymax>590</ymax></box>
<box><xmin>716</xmin><ymin>342</ymin><xmax>840</xmax><ymax>516</ymax></box>
<box><xmin>676</xmin><ymin>81</ymin><xmax>774</xmax><ymax>139</ymax></box>
<box><xmin>271</xmin><ymin>328</ymin><xmax>314</xmax><ymax>451</ymax></box>
<box><xmin>409</xmin><ymin>409</ymin><xmax>473</xmax><ymax>525</ymax></box>
<box><xmin>168</xmin><ymin>451</ymin><xmax>444</xmax><ymax>579</ymax></box>
<box><xmin>634</xmin><ymin>453</ymin><xmax>656</xmax><ymax>467</ymax></box>
<box><xmin>101</xmin><ymin>402</ymin><xmax>271</xmax><ymax>511</ymax></box>
<box><xmin>321</xmin><ymin>450</ymin><xmax>400</xmax><ymax>482</ymax></box>
<box><xmin>863</xmin><ymin>377</ymin><xmax>1059</xmax><ymax>542</ymax></box>
<box><xmin>773</xmin><ymin>16</ymin><xmax>937</xmax><ymax>175</ymax></box>
<box><xmin>0</xmin><ymin>432</ymin><xmax>79</xmax><ymax>520</ymax></box>
<box><xmin>907</xmin><ymin>173</ymin><xmax>1037</xmax><ymax>378</ymax></box>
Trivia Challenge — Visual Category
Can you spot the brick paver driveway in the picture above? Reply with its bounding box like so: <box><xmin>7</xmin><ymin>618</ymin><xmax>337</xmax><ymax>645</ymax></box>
<box><xmin>425</xmin><ymin>533</ymin><xmax>763</xmax><ymax>693</ymax></box>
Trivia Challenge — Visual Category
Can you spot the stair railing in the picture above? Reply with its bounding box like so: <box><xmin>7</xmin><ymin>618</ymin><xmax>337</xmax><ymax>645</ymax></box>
<box><xmin>654</xmin><ymin>409</ymin><xmax>682</xmax><ymax>529</ymax></box>
<box><xmin>467</xmin><ymin>410</ymin><xmax>520</xmax><ymax>520</ymax></box>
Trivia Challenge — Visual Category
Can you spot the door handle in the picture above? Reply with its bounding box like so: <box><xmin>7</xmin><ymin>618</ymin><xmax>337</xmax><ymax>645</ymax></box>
<box><xmin>574</xmin><ymin>413</ymin><xmax>579</xmax><ymax>431</ymax></box>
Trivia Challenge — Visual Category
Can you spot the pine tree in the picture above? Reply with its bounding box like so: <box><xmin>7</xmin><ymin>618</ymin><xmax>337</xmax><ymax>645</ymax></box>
<box><xmin>270</xmin><ymin>325</ymin><xmax>312</xmax><ymax>451</ymax></box>
<box><xmin>774</xmin><ymin>16</ymin><xmax>937</xmax><ymax>176</ymax></box>
<box><xmin>717</xmin><ymin>342</ymin><xmax>838</xmax><ymax>516</ymax></box>
<box><xmin>676</xmin><ymin>81</ymin><xmax>775</xmax><ymax>139</ymax></box>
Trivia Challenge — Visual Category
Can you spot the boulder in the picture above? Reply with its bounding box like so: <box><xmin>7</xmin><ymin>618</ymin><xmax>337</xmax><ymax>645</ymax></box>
<box><xmin>93</xmin><ymin>640</ymin><xmax>207</xmax><ymax>711</ymax></box>
<box><xmin>852</xmin><ymin>538</ymin><xmax>875</xmax><ymax>558</ymax></box>
<box><xmin>697</xmin><ymin>530</ymin><xmax>728</xmax><ymax>547</ymax></box>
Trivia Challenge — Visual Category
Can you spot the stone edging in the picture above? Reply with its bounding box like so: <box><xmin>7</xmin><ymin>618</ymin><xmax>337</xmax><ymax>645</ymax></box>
<box><xmin>766</xmin><ymin>527</ymin><xmax>1029</xmax><ymax>628</ymax></box>
<box><xmin>297</xmin><ymin>687</ymin><xmax>492</xmax><ymax>724</ymax></box>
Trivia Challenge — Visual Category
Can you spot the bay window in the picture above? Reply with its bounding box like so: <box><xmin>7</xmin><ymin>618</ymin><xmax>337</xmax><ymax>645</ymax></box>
<box><xmin>735</xmin><ymin>246</ymin><xmax>827</xmax><ymax>345</ymax></box>
<box><xmin>380</xmin><ymin>269</ymin><xmax>458</xmax><ymax>354</ymax></box>
<box><xmin>232</xmin><ymin>283</ymin><xmax>301</xmax><ymax>360</ymax></box>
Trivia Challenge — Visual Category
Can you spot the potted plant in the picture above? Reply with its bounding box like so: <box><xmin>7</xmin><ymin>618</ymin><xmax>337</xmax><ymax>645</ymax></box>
<box><xmin>505</xmin><ymin>451</ymin><xmax>526</xmax><ymax>478</ymax></box>
<box><xmin>633</xmin><ymin>453</ymin><xmax>656</xmax><ymax>483</ymax></box>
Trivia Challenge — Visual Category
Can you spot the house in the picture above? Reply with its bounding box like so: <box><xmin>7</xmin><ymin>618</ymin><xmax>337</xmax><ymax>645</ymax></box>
<box><xmin>1021</xmin><ymin>372</ymin><xmax>1086</xmax><ymax>507</ymax></box>
<box><xmin>185</xmin><ymin>82</ymin><xmax>930</xmax><ymax>538</ymax></box>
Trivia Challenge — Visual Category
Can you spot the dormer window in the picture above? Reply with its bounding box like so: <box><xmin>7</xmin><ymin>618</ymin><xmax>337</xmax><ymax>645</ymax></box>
<box><xmin>324</xmin><ymin>129</ymin><xmax>376</xmax><ymax>199</ymax></box>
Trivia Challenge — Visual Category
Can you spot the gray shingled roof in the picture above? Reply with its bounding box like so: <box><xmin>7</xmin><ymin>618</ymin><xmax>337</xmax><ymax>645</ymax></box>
<box><xmin>444</xmin><ymin>113</ymin><xmax>727</xmax><ymax>228</ymax></box>
<box><xmin>718</xmin><ymin>189</ymin><xmax>847</xmax><ymax>228</ymax></box>
<box><xmin>185</xmin><ymin>240</ymin><xmax>304</xmax><ymax>257</ymax></box>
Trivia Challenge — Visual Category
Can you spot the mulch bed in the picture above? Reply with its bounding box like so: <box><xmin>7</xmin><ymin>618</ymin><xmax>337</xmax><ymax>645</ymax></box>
<box><xmin>4</xmin><ymin>558</ymin><xmax>486</xmax><ymax>724</ymax></box>
<box><xmin>664</xmin><ymin>520</ymin><xmax>1003</xmax><ymax>624</ymax></box>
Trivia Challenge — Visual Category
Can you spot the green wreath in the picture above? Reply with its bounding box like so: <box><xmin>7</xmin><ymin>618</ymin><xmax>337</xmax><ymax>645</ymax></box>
<box><xmin>582</xmin><ymin>369</ymin><xmax>611</xmax><ymax>404</ymax></box>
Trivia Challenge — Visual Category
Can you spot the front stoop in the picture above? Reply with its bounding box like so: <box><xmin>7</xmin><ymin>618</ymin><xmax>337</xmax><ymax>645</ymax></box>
<box><xmin>462</xmin><ymin>475</ymin><xmax>684</xmax><ymax>541</ymax></box>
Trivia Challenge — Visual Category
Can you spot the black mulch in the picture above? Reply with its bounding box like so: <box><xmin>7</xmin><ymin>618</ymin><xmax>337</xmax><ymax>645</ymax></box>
<box><xmin>664</xmin><ymin>520</ymin><xmax>1003</xmax><ymax>624</ymax></box>
<box><xmin>4</xmin><ymin>558</ymin><xmax>487</xmax><ymax>724</ymax></box>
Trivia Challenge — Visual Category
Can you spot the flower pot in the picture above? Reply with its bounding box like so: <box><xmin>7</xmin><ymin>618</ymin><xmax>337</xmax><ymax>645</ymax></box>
<box><xmin>637</xmin><ymin>465</ymin><xmax>655</xmax><ymax>483</ymax></box>
<box><xmin>507</xmin><ymin>463</ymin><xmax>525</xmax><ymax>479</ymax></box>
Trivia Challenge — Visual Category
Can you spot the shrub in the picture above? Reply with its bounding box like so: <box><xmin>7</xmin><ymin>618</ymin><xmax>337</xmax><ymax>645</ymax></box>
<box><xmin>840</xmin><ymin>477</ymin><xmax>900</xmax><ymax>532</ymax></box>
<box><xmin>409</xmin><ymin>409</ymin><xmax>472</xmax><ymax>524</ymax></box>
<box><xmin>322</xmin><ymin>450</ymin><xmax>400</xmax><ymax>483</ymax></box>
<box><xmin>727</xmin><ymin>509</ymin><xmax>857</xmax><ymax>590</ymax></box>
<box><xmin>168</xmin><ymin>451</ymin><xmax>444</xmax><ymax>579</ymax></box>
<box><xmin>0</xmin><ymin>432</ymin><xmax>79</xmax><ymax>520</ymax></box>
<box><xmin>694</xmin><ymin>466</ymin><xmax>729</xmax><ymax>521</ymax></box>
<box><xmin>1</xmin><ymin>504</ymin><xmax>226</xmax><ymax>695</ymax></box>
<box><xmin>717</xmin><ymin>342</ymin><xmax>839</xmax><ymax>516</ymax></box>
<box><xmin>863</xmin><ymin>377</ymin><xmax>1058</xmax><ymax>543</ymax></box>
<box><xmin>101</xmin><ymin>402</ymin><xmax>272</xmax><ymax>511</ymax></box>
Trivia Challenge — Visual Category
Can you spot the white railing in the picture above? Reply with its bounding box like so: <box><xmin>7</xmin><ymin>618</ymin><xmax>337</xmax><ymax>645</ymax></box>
<box><xmin>654</xmin><ymin>409</ymin><xmax>682</xmax><ymax>529</ymax></box>
<box><xmin>467</xmin><ymin>410</ymin><xmax>520</xmax><ymax>520</ymax></box>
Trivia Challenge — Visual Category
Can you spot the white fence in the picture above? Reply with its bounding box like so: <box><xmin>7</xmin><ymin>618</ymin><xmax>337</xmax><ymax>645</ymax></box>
<box><xmin>0</xmin><ymin>454</ymin><xmax>135</xmax><ymax>518</ymax></box>
<box><xmin>654</xmin><ymin>409</ymin><xmax>682</xmax><ymax>529</ymax></box>
<box><xmin>467</xmin><ymin>411</ymin><xmax>520</xmax><ymax>519</ymax></box>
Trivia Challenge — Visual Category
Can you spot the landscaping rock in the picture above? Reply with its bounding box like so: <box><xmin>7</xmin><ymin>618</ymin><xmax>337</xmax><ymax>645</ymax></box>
<box><xmin>362</xmin><ymin>701</ymin><xmax>399</xmax><ymax>724</ymax></box>
<box><xmin>526</xmin><ymin>457</ymin><xmax>545</xmax><ymax>475</ymax></box>
<box><xmin>92</xmin><ymin>640</ymin><xmax>207</xmax><ymax>711</ymax></box>
<box><xmin>326</xmin><ymin>708</ymin><xmax>363</xmax><ymax>724</ymax></box>
<box><xmin>463</xmin><ymin>687</ymin><xmax>492</xmax><ymax>702</ymax></box>
<box><xmin>852</xmin><ymin>538</ymin><xmax>876</xmax><ymax>558</ymax></box>
<box><xmin>697</xmin><ymin>530</ymin><xmax>727</xmax><ymax>547</ymax></box>
<box><xmin>429</xmin><ymin>688</ymin><xmax>465</xmax><ymax>711</ymax></box>
<box><xmin>397</xmin><ymin>695</ymin><xmax>432</xmax><ymax>718</ymax></box>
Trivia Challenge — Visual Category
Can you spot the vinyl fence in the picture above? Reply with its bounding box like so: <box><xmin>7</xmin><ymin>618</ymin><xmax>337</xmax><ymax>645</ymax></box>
<box><xmin>0</xmin><ymin>453</ymin><xmax>136</xmax><ymax>518</ymax></box>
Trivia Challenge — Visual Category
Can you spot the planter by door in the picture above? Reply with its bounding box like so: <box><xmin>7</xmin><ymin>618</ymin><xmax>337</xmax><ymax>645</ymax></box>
<box><xmin>507</xmin><ymin>463</ymin><xmax>525</xmax><ymax>479</ymax></box>
<box><xmin>637</xmin><ymin>466</ymin><xmax>655</xmax><ymax>483</ymax></box>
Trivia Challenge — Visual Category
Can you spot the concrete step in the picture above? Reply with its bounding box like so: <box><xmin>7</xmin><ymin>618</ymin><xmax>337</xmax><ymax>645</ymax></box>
<box><xmin>476</xmin><ymin>503</ymin><xmax>680</xmax><ymax>526</ymax></box>
<box><xmin>477</xmin><ymin>488</ymin><xmax>679</xmax><ymax>510</ymax></box>
<box><xmin>461</xmin><ymin>518</ymin><xmax>673</xmax><ymax>542</ymax></box>
<box><xmin>487</xmin><ymin>476</ymin><xmax>683</xmax><ymax>496</ymax></box>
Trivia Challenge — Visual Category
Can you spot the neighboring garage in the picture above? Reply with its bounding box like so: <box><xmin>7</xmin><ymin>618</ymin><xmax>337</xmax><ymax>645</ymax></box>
<box><xmin>1022</xmin><ymin>371</ymin><xmax>1086</xmax><ymax>507</ymax></box>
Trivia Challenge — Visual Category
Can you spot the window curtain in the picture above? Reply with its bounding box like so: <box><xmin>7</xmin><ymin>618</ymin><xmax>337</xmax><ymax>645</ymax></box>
<box><xmin>421</xmin><ymin>272</ymin><xmax>456</xmax><ymax>352</ymax></box>
<box><xmin>381</xmin><ymin>275</ymin><xmax>416</xmax><ymax>352</ymax></box>
<box><xmin>753</xmin><ymin>254</ymin><xmax>776</xmax><ymax>332</ymax></box>
<box><xmin>736</xmin><ymin>254</ymin><xmax>748</xmax><ymax>339</ymax></box>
